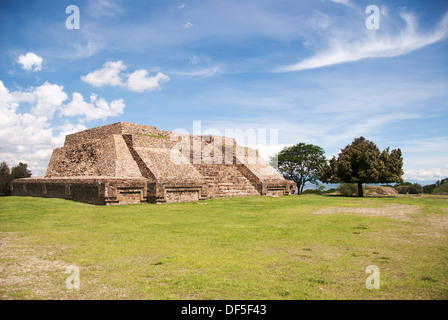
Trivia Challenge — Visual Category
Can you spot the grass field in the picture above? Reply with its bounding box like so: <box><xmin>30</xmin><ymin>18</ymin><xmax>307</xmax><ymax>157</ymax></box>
<box><xmin>1</xmin><ymin>194</ymin><xmax>447</xmax><ymax>300</ymax></box>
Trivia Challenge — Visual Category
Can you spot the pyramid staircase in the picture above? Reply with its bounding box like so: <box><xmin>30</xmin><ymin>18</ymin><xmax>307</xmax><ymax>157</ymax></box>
<box><xmin>195</xmin><ymin>164</ymin><xmax>260</xmax><ymax>198</ymax></box>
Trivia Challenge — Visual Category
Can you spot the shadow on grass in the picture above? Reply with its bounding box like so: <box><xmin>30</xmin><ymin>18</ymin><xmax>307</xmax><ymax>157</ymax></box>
<box><xmin>321</xmin><ymin>194</ymin><xmax>399</xmax><ymax>198</ymax></box>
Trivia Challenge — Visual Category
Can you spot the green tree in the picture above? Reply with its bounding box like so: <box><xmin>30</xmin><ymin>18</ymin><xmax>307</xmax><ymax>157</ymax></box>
<box><xmin>0</xmin><ymin>161</ymin><xmax>9</xmax><ymax>177</ymax></box>
<box><xmin>320</xmin><ymin>137</ymin><xmax>403</xmax><ymax>197</ymax></box>
<box><xmin>423</xmin><ymin>184</ymin><xmax>436</xmax><ymax>194</ymax></box>
<box><xmin>0</xmin><ymin>162</ymin><xmax>32</xmax><ymax>196</ymax></box>
<box><xmin>408</xmin><ymin>183</ymin><xmax>423</xmax><ymax>194</ymax></box>
<box><xmin>0</xmin><ymin>161</ymin><xmax>12</xmax><ymax>196</ymax></box>
<box><xmin>316</xmin><ymin>183</ymin><xmax>326</xmax><ymax>195</ymax></box>
<box><xmin>271</xmin><ymin>143</ymin><xmax>326</xmax><ymax>194</ymax></box>
<box><xmin>11</xmin><ymin>162</ymin><xmax>32</xmax><ymax>180</ymax></box>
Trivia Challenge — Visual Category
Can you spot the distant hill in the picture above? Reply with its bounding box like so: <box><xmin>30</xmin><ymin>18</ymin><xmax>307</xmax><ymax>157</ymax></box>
<box><xmin>433</xmin><ymin>182</ymin><xmax>448</xmax><ymax>195</ymax></box>
<box><xmin>405</xmin><ymin>179</ymin><xmax>438</xmax><ymax>186</ymax></box>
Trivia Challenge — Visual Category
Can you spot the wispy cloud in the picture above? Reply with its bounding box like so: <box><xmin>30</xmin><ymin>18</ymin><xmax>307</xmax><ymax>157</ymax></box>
<box><xmin>277</xmin><ymin>11</ymin><xmax>448</xmax><ymax>72</ymax></box>
<box><xmin>171</xmin><ymin>66</ymin><xmax>222</xmax><ymax>77</ymax></box>
<box><xmin>330</xmin><ymin>0</ymin><xmax>351</xmax><ymax>6</ymax></box>
<box><xmin>70</xmin><ymin>41</ymin><xmax>103</xmax><ymax>59</ymax></box>
<box><xmin>87</xmin><ymin>0</ymin><xmax>123</xmax><ymax>18</ymax></box>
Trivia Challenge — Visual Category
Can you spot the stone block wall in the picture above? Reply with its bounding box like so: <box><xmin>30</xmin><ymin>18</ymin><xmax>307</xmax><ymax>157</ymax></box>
<box><xmin>46</xmin><ymin>137</ymin><xmax>116</xmax><ymax>177</ymax></box>
<box><xmin>11</xmin><ymin>177</ymin><xmax>149</xmax><ymax>205</ymax></box>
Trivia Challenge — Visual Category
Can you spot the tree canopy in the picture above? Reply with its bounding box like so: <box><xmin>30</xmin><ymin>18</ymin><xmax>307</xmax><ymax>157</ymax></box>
<box><xmin>0</xmin><ymin>162</ymin><xmax>11</xmax><ymax>196</ymax></box>
<box><xmin>0</xmin><ymin>161</ymin><xmax>32</xmax><ymax>196</ymax></box>
<box><xmin>271</xmin><ymin>143</ymin><xmax>326</xmax><ymax>194</ymax></box>
<box><xmin>320</xmin><ymin>137</ymin><xmax>403</xmax><ymax>197</ymax></box>
<box><xmin>11</xmin><ymin>162</ymin><xmax>32</xmax><ymax>180</ymax></box>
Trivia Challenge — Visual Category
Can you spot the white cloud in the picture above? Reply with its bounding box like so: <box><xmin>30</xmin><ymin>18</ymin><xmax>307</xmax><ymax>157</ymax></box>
<box><xmin>183</xmin><ymin>22</ymin><xmax>193</xmax><ymax>28</ymax></box>
<box><xmin>278</xmin><ymin>11</ymin><xmax>448</xmax><ymax>72</ymax></box>
<box><xmin>0</xmin><ymin>80</ymin><xmax>123</xmax><ymax>175</ymax></box>
<box><xmin>61</xmin><ymin>92</ymin><xmax>125</xmax><ymax>121</ymax></box>
<box><xmin>17</xmin><ymin>52</ymin><xmax>43</xmax><ymax>72</ymax></box>
<box><xmin>178</xmin><ymin>3</ymin><xmax>185</xmax><ymax>9</ymax></box>
<box><xmin>0</xmin><ymin>81</ymin><xmax>82</xmax><ymax>175</ymax></box>
<box><xmin>3</xmin><ymin>82</ymin><xmax>68</xmax><ymax>119</ymax></box>
<box><xmin>81</xmin><ymin>60</ymin><xmax>126</xmax><ymax>87</ymax></box>
<box><xmin>31</xmin><ymin>82</ymin><xmax>69</xmax><ymax>119</ymax></box>
<box><xmin>126</xmin><ymin>70</ymin><xmax>170</xmax><ymax>92</ymax></box>
<box><xmin>404</xmin><ymin>167</ymin><xmax>448</xmax><ymax>181</ymax></box>
<box><xmin>81</xmin><ymin>61</ymin><xmax>170</xmax><ymax>92</ymax></box>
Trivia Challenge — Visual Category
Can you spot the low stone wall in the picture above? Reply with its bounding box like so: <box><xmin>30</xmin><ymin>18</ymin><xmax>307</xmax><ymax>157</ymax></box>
<box><xmin>10</xmin><ymin>177</ymin><xmax>149</xmax><ymax>205</ymax></box>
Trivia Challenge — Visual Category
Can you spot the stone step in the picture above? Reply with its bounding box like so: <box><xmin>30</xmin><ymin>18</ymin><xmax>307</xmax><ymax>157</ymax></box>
<box><xmin>195</xmin><ymin>164</ymin><xmax>260</xmax><ymax>198</ymax></box>
<box><xmin>211</xmin><ymin>186</ymin><xmax>253</xmax><ymax>190</ymax></box>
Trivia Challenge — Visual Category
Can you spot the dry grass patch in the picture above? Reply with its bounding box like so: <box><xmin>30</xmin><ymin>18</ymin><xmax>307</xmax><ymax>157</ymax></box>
<box><xmin>0</xmin><ymin>233</ymin><xmax>71</xmax><ymax>299</ymax></box>
<box><xmin>312</xmin><ymin>204</ymin><xmax>421</xmax><ymax>221</ymax></box>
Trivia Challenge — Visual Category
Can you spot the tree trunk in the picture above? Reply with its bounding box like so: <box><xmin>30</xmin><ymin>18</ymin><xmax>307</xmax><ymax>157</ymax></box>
<box><xmin>358</xmin><ymin>182</ymin><xmax>364</xmax><ymax>197</ymax></box>
<box><xmin>295</xmin><ymin>179</ymin><xmax>303</xmax><ymax>195</ymax></box>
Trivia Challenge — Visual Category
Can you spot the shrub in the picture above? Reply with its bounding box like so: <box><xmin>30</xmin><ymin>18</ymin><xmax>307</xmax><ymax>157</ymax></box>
<box><xmin>408</xmin><ymin>183</ymin><xmax>423</xmax><ymax>194</ymax></box>
<box><xmin>324</xmin><ymin>188</ymin><xmax>339</xmax><ymax>194</ymax></box>
<box><xmin>396</xmin><ymin>186</ymin><xmax>409</xmax><ymax>194</ymax></box>
<box><xmin>339</xmin><ymin>183</ymin><xmax>358</xmax><ymax>196</ymax></box>
<box><xmin>395</xmin><ymin>182</ymin><xmax>413</xmax><ymax>188</ymax></box>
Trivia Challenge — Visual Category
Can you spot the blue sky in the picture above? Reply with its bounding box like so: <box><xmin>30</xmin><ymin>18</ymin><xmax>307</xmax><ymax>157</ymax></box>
<box><xmin>1</xmin><ymin>0</ymin><xmax>447</xmax><ymax>183</ymax></box>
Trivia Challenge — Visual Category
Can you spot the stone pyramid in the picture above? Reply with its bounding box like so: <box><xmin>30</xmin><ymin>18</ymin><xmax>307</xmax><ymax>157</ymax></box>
<box><xmin>11</xmin><ymin>122</ymin><xmax>296</xmax><ymax>205</ymax></box>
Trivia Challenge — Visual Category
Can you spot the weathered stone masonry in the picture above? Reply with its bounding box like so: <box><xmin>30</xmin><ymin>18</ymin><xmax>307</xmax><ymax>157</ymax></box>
<box><xmin>11</xmin><ymin>122</ymin><xmax>296</xmax><ymax>205</ymax></box>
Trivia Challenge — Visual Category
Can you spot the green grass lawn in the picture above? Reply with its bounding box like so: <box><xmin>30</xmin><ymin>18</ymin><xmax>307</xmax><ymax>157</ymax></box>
<box><xmin>1</xmin><ymin>194</ymin><xmax>447</xmax><ymax>300</ymax></box>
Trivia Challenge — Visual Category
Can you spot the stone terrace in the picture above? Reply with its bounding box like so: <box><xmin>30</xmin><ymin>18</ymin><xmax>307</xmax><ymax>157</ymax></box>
<box><xmin>11</xmin><ymin>122</ymin><xmax>296</xmax><ymax>205</ymax></box>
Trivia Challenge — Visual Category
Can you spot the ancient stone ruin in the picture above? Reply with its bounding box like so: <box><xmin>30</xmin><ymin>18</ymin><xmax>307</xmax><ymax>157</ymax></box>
<box><xmin>11</xmin><ymin>122</ymin><xmax>296</xmax><ymax>205</ymax></box>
